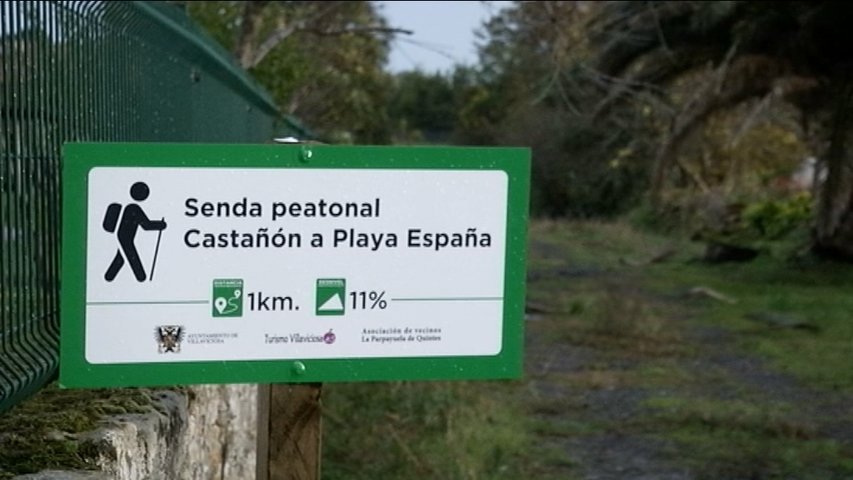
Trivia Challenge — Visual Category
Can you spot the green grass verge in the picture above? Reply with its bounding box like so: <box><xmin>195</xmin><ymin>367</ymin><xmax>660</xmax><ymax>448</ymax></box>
<box><xmin>642</xmin><ymin>396</ymin><xmax>853</xmax><ymax>479</ymax></box>
<box><xmin>525</xmin><ymin>219</ymin><xmax>853</xmax><ymax>478</ymax></box>
<box><xmin>322</xmin><ymin>381</ymin><xmax>531</xmax><ymax>480</ymax></box>
<box><xmin>642</xmin><ymin>257</ymin><xmax>853</xmax><ymax>391</ymax></box>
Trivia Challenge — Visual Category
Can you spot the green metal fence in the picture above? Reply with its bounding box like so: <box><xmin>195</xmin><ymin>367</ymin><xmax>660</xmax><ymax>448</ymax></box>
<box><xmin>1</xmin><ymin>1</ymin><xmax>284</xmax><ymax>413</ymax></box>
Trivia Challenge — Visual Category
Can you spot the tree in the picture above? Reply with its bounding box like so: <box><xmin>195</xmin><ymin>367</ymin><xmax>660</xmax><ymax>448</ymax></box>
<box><xmin>469</xmin><ymin>1</ymin><xmax>853</xmax><ymax>257</ymax></box>
<box><xmin>187</xmin><ymin>1</ymin><xmax>410</xmax><ymax>143</ymax></box>
<box><xmin>459</xmin><ymin>1</ymin><xmax>656</xmax><ymax>216</ymax></box>
<box><xmin>578</xmin><ymin>1</ymin><xmax>853</xmax><ymax>258</ymax></box>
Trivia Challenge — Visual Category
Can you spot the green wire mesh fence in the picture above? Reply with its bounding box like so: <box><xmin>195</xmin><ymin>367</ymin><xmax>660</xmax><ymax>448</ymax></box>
<box><xmin>1</xmin><ymin>1</ymin><xmax>284</xmax><ymax>413</ymax></box>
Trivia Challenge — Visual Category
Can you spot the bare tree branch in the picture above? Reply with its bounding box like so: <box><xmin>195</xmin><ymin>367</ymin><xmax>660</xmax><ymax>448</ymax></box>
<box><xmin>650</xmin><ymin>53</ymin><xmax>789</xmax><ymax>200</ymax></box>
<box><xmin>233</xmin><ymin>1</ymin><xmax>269</xmax><ymax>68</ymax></box>
<box><xmin>245</xmin><ymin>1</ymin><xmax>342</xmax><ymax>69</ymax></box>
<box><xmin>241</xmin><ymin>2</ymin><xmax>411</xmax><ymax>69</ymax></box>
<box><xmin>304</xmin><ymin>26</ymin><xmax>413</xmax><ymax>37</ymax></box>
<box><xmin>647</xmin><ymin>2</ymin><xmax>674</xmax><ymax>59</ymax></box>
<box><xmin>249</xmin><ymin>23</ymin><xmax>300</xmax><ymax>68</ymax></box>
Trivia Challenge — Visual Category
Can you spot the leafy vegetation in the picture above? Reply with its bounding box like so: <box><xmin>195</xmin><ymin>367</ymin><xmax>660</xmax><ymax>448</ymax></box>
<box><xmin>186</xmin><ymin>1</ymin><xmax>395</xmax><ymax>143</ymax></box>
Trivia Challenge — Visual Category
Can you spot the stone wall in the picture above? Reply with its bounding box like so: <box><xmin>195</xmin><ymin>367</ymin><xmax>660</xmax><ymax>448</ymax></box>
<box><xmin>14</xmin><ymin>385</ymin><xmax>257</xmax><ymax>480</ymax></box>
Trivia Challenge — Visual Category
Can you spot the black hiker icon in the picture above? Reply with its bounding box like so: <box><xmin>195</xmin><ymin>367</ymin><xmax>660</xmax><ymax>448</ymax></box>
<box><xmin>103</xmin><ymin>182</ymin><xmax>167</xmax><ymax>282</ymax></box>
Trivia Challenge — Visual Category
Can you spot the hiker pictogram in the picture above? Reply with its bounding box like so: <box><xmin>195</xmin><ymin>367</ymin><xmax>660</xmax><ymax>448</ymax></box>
<box><xmin>103</xmin><ymin>182</ymin><xmax>167</xmax><ymax>282</ymax></box>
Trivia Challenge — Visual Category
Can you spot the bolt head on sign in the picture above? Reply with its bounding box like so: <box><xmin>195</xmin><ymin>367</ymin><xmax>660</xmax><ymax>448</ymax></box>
<box><xmin>60</xmin><ymin>143</ymin><xmax>530</xmax><ymax>387</ymax></box>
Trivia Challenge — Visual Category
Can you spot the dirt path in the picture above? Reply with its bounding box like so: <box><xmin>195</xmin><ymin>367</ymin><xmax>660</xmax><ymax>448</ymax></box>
<box><xmin>523</xmin><ymin>232</ymin><xmax>853</xmax><ymax>479</ymax></box>
<box><xmin>526</xmin><ymin>334</ymin><xmax>692</xmax><ymax>480</ymax></box>
<box><xmin>689</xmin><ymin>326</ymin><xmax>853</xmax><ymax>446</ymax></box>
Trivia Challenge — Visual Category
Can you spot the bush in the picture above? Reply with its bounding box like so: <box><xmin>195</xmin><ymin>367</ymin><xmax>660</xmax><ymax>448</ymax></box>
<box><xmin>628</xmin><ymin>191</ymin><xmax>814</xmax><ymax>258</ymax></box>
<box><xmin>741</xmin><ymin>192</ymin><xmax>812</xmax><ymax>240</ymax></box>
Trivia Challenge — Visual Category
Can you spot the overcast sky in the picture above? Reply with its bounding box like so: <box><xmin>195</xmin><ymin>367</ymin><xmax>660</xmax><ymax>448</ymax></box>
<box><xmin>376</xmin><ymin>1</ymin><xmax>511</xmax><ymax>73</ymax></box>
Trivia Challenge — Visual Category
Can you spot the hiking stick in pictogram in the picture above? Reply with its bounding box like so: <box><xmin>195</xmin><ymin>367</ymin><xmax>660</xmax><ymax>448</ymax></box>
<box><xmin>149</xmin><ymin>218</ymin><xmax>164</xmax><ymax>282</ymax></box>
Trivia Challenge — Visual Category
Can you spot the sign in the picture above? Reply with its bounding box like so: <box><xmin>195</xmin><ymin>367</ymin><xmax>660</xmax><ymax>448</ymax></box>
<box><xmin>60</xmin><ymin>143</ymin><xmax>529</xmax><ymax>387</ymax></box>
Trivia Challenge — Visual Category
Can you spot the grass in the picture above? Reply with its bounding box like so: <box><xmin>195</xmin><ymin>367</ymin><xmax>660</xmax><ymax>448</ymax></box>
<box><xmin>322</xmin><ymin>381</ymin><xmax>531</xmax><ymax>480</ymax></box>
<box><xmin>531</xmin><ymin>219</ymin><xmax>853</xmax><ymax>391</ymax></box>
<box><xmin>319</xmin><ymin>221</ymin><xmax>698</xmax><ymax>478</ymax></box>
<box><xmin>321</xmin><ymin>219</ymin><xmax>853</xmax><ymax>478</ymax></box>
<box><xmin>641</xmin><ymin>256</ymin><xmax>853</xmax><ymax>390</ymax></box>
<box><xmin>524</xmin><ymin>219</ymin><xmax>853</xmax><ymax>478</ymax></box>
<box><xmin>641</xmin><ymin>396</ymin><xmax>853</xmax><ymax>479</ymax></box>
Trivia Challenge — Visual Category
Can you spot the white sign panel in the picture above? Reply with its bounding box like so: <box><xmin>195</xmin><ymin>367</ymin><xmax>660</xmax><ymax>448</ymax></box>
<box><xmin>83</xmin><ymin>167</ymin><xmax>508</xmax><ymax>364</ymax></box>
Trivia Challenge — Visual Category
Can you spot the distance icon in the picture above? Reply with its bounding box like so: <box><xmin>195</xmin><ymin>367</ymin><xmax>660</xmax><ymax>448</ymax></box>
<box><xmin>212</xmin><ymin>279</ymin><xmax>243</xmax><ymax>317</ymax></box>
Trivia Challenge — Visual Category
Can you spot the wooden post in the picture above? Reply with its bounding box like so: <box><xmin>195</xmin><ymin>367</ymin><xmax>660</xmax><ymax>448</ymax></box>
<box><xmin>257</xmin><ymin>138</ymin><xmax>326</xmax><ymax>480</ymax></box>
<box><xmin>257</xmin><ymin>383</ymin><xmax>323</xmax><ymax>480</ymax></box>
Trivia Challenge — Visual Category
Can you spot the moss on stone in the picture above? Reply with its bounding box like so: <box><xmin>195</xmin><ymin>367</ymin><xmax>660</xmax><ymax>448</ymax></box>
<box><xmin>0</xmin><ymin>383</ymin><xmax>154</xmax><ymax>478</ymax></box>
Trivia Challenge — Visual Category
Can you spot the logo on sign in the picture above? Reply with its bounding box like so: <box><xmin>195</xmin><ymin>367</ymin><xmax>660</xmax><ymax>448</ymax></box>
<box><xmin>155</xmin><ymin>326</ymin><xmax>185</xmax><ymax>354</ymax></box>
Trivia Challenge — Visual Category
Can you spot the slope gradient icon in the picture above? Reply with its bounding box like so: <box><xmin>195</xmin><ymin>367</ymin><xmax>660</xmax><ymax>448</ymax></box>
<box><xmin>315</xmin><ymin>278</ymin><xmax>346</xmax><ymax>316</ymax></box>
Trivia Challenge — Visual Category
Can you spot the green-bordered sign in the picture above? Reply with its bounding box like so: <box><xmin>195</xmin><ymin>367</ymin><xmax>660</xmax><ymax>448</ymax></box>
<box><xmin>60</xmin><ymin>143</ymin><xmax>529</xmax><ymax>387</ymax></box>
